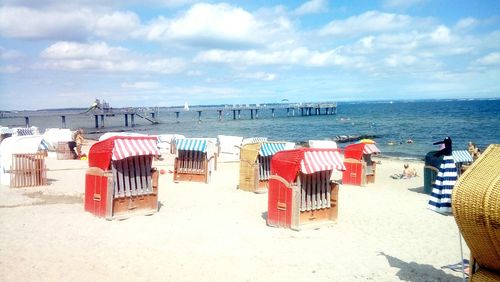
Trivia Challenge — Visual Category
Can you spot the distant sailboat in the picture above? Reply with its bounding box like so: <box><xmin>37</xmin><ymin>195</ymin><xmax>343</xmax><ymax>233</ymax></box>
<box><xmin>184</xmin><ymin>101</ymin><xmax>189</xmax><ymax>111</ymax></box>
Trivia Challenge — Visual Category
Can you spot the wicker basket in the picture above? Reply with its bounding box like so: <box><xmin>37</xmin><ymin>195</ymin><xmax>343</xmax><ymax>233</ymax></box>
<box><xmin>452</xmin><ymin>144</ymin><xmax>500</xmax><ymax>274</ymax></box>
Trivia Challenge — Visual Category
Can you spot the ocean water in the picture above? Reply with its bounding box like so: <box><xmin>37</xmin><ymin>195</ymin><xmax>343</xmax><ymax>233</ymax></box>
<box><xmin>1</xmin><ymin>99</ymin><xmax>499</xmax><ymax>159</ymax></box>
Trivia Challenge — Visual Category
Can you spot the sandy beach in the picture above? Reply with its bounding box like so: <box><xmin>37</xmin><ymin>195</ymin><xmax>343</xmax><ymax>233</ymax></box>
<box><xmin>0</xmin><ymin>141</ymin><xmax>469</xmax><ymax>282</ymax></box>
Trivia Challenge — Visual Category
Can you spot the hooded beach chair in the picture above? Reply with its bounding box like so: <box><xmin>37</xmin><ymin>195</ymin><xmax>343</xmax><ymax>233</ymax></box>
<box><xmin>342</xmin><ymin>142</ymin><xmax>380</xmax><ymax>186</ymax></box>
<box><xmin>174</xmin><ymin>138</ymin><xmax>217</xmax><ymax>183</ymax></box>
<box><xmin>0</xmin><ymin>135</ymin><xmax>47</xmax><ymax>188</ymax></box>
<box><xmin>84</xmin><ymin>136</ymin><xmax>160</xmax><ymax>220</ymax></box>
<box><xmin>267</xmin><ymin>148</ymin><xmax>346</xmax><ymax>230</ymax></box>
<box><xmin>239</xmin><ymin>141</ymin><xmax>294</xmax><ymax>193</ymax></box>
<box><xmin>452</xmin><ymin>144</ymin><xmax>500</xmax><ymax>281</ymax></box>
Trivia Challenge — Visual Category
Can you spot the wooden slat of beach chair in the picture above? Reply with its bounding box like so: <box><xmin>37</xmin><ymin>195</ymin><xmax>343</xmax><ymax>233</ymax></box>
<box><xmin>115</xmin><ymin>160</ymin><xmax>123</xmax><ymax>197</ymax></box>
<box><xmin>127</xmin><ymin>157</ymin><xmax>137</xmax><ymax>196</ymax></box>
<box><xmin>305</xmin><ymin>173</ymin><xmax>311</xmax><ymax>211</ymax></box>
<box><xmin>138</xmin><ymin>155</ymin><xmax>146</xmax><ymax>194</ymax></box>
<box><xmin>112</xmin><ymin>162</ymin><xmax>119</xmax><ymax>198</ymax></box>
<box><xmin>11</xmin><ymin>155</ymin><xmax>17</xmax><ymax>187</ymax></box>
<box><xmin>34</xmin><ymin>155</ymin><xmax>39</xmax><ymax>186</ymax></box>
<box><xmin>318</xmin><ymin>171</ymin><xmax>323</xmax><ymax>209</ymax></box>
<box><xmin>145</xmin><ymin>156</ymin><xmax>152</xmax><ymax>193</ymax></box>
<box><xmin>300</xmin><ymin>174</ymin><xmax>306</xmax><ymax>212</ymax></box>
<box><xmin>122</xmin><ymin>159</ymin><xmax>131</xmax><ymax>197</ymax></box>
<box><xmin>324</xmin><ymin>171</ymin><xmax>329</xmax><ymax>208</ymax></box>
<box><xmin>132</xmin><ymin>156</ymin><xmax>141</xmax><ymax>195</ymax></box>
<box><xmin>27</xmin><ymin>155</ymin><xmax>33</xmax><ymax>187</ymax></box>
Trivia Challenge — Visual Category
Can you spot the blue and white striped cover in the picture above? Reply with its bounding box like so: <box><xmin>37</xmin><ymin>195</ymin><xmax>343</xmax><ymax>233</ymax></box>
<box><xmin>452</xmin><ymin>150</ymin><xmax>473</xmax><ymax>163</ymax></box>
<box><xmin>259</xmin><ymin>142</ymin><xmax>286</xmax><ymax>157</ymax></box>
<box><xmin>16</xmin><ymin>128</ymin><xmax>33</xmax><ymax>136</ymax></box>
<box><xmin>176</xmin><ymin>139</ymin><xmax>207</xmax><ymax>152</ymax></box>
<box><xmin>427</xmin><ymin>155</ymin><xmax>457</xmax><ymax>214</ymax></box>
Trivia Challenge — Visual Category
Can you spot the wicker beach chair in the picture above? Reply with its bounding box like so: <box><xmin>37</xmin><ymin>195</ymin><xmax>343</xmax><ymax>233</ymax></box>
<box><xmin>452</xmin><ymin>144</ymin><xmax>500</xmax><ymax>281</ymax></box>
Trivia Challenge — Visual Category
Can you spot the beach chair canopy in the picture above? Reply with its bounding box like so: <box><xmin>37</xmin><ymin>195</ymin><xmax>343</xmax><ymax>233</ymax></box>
<box><xmin>242</xmin><ymin>137</ymin><xmax>268</xmax><ymax>146</ymax></box>
<box><xmin>308</xmin><ymin>140</ymin><xmax>337</xmax><ymax>149</ymax></box>
<box><xmin>344</xmin><ymin>143</ymin><xmax>380</xmax><ymax>160</ymax></box>
<box><xmin>271</xmin><ymin>148</ymin><xmax>346</xmax><ymax>183</ymax></box>
<box><xmin>217</xmin><ymin>135</ymin><xmax>243</xmax><ymax>153</ymax></box>
<box><xmin>259</xmin><ymin>142</ymin><xmax>288</xmax><ymax>157</ymax></box>
<box><xmin>176</xmin><ymin>138</ymin><xmax>209</xmax><ymax>153</ymax></box>
<box><xmin>452</xmin><ymin>150</ymin><xmax>473</xmax><ymax>163</ymax></box>
<box><xmin>98</xmin><ymin>132</ymin><xmax>148</xmax><ymax>141</ymax></box>
<box><xmin>42</xmin><ymin>128</ymin><xmax>73</xmax><ymax>151</ymax></box>
<box><xmin>88</xmin><ymin>136</ymin><xmax>160</xmax><ymax>170</ymax></box>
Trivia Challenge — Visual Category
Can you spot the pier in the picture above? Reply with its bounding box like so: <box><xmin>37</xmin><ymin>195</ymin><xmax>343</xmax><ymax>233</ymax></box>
<box><xmin>2</xmin><ymin>102</ymin><xmax>337</xmax><ymax>129</ymax></box>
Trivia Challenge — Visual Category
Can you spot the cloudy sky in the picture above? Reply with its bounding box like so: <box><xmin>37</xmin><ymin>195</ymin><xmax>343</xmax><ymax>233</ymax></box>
<box><xmin>1</xmin><ymin>0</ymin><xmax>499</xmax><ymax>110</ymax></box>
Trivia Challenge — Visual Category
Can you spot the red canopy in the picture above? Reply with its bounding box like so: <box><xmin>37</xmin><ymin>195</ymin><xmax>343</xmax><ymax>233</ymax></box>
<box><xmin>271</xmin><ymin>148</ymin><xmax>345</xmax><ymax>184</ymax></box>
<box><xmin>344</xmin><ymin>143</ymin><xmax>380</xmax><ymax>160</ymax></box>
<box><xmin>88</xmin><ymin>136</ymin><xmax>160</xmax><ymax>170</ymax></box>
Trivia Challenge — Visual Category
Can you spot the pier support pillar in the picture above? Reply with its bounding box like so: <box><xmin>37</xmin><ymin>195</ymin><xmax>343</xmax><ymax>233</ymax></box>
<box><xmin>95</xmin><ymin>115</ymin><xmax>99</xmax><ymax>128</ymax></box>
<box><xmin>292</xmin><ymin>109</ymin><xmax>295</xmax><ymax>116</ymax></box>
<box><xmin>271</xmin><ymin>108</ymin><xmax>275</xmax><ymax>118</ymax></box>
<box><xmin>233</xmin><ymin>110</ymin><xmax>236</xmax><ymax>120</ymax></box>
<box><xmin>255</xmin><ymin>109</ymin><xmax>259</xmax><ymax>119</ymax></box>
<box><xmin>24</xmin><ymin>116</ymin><xmax>29</xmax><ymax>127</ymax></box>
<box><xmin>250</xmin><ymin>109</ymin><xmax>254</xmax><ymax>119</ymax></box>
<box><xmin>237</xmin><ymin>110</ymin><xmax>241</xmax><ymax>119</ymax></box>
<box><xmin>151</xmin><ymin>112</ymin><xmax>155</xmax><ymax>119</ymax></box>
<box><xmin>218</xmin><ymin>110</ymin><xmax>223</xmax><ymax>121</ymax></box>
<box><xmin>131</xmin><ymin>114</ymin><xmax>135</xmax><ymax>127</ymax></box>
<box><xmin>61</xmin><ymin>116</ymin><xmax>66</xmax><ymax>128</ymax></box>
<box><xmin>301</xmin><ymin>108</ymin><xmax>304</xmax><ymax>116</ymax></box>
<box><xmin>124</xmin><ymin>114</ymin><xmax>129</xmax><ymax>127</ymax></box>
<box><xmin>100</xmin><ymin>115</ymin><xmax>104</xmax><ymax>128</ymax></box>
<box><xmin>197</xmin><ymin>111</ymin><xmax>202</xmax><ymax>122</ymax></box>
<box><xmin>175</xmin><ymin>112</ymin><xmax>180</xmax><ymax>123</ymax></box>
<box><xmin>286</xmin><ymin>108</ymin><xmax>290</xmax><ymax>117</ymax></box>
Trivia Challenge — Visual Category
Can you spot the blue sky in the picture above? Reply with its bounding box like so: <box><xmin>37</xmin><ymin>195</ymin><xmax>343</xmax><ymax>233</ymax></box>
<box><xmin>1</xmin><ymin>0</ymin><xmax>499</xmax><ymax>110</ymax></box>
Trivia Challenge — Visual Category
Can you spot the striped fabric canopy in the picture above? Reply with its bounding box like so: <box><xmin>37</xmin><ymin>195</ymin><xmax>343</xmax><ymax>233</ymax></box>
<box><xmin>300</xmin><ymin>150</ymin><xmax>346</xmax><ymax>174</ymax></box>
<box><xmin>16</xmin><ymin>128</ymin><xmax>33</xmax><ymax>136</ymax></box>
<box><xmin>363</xmin><ymin>143</ymin><xmax>380</xmax><ymax>154</ymax></box>
<box><xmin>259</xmin><ymin>142</ymin><xmax>286</xmax><ymax>157</ymax></box>
<box><xmin>176</xmin><ymin>139</ymin><xmax>207</xmax><ymax>153</ymax></box>
<box><xmin>452</xmin><ymin>150</ymin><xmax>473</xmax><ymax>163</ymax></box>
<box><xmin>112</xmin><ymin>138</ymin><xmax>160</xmax><ymax>161</ymax></box>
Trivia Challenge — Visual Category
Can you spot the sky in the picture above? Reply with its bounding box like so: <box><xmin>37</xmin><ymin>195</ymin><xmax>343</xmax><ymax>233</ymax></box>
<box><xmin>1</xmin><ymin>0</ymin><xmax>500</xmax><ymax>110</ymax></box>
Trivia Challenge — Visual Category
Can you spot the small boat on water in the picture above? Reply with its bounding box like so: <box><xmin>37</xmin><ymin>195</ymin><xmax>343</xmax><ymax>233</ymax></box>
<box><xmin>184</xmin><ymin>102</ymin><xmax>189</xmax><ymax>111</ymax></box>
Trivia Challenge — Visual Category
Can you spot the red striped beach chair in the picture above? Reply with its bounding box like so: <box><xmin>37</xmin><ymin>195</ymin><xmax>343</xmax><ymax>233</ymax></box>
<box><xmin>342</xmin><ymin>143</ymin><xmax>380</xmax><ymax>186</ymax></box>
<box><xmin>84</xmin><ymin>136</ymin><xmax>160</xmax><ymax>220</ymax></box>
<box><xmin>267</xmin><ymin>148</ymin><xmax>346</xmax><ymax>230</ymax></box>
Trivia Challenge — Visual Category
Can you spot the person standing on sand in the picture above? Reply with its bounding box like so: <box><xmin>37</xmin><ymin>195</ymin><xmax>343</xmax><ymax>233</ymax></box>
<box><xmin>73</xmin><ymin>129</ymin><xmax>85</xmax><ymax>158</ymax></box>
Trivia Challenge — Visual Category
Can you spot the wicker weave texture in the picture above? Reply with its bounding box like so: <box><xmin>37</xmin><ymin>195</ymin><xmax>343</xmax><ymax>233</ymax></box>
<box><xmin>452</xmin><ymin>144</ymin><xmax>500</xmax><ymax>272</ymax></box>
<box><xmin>469</xmin><ymin>268</ymin><xmax>500</xmax><ymax>282</ymax></box>
<box><xmin>239</xmin><ymin>143</ymin><xmax>261</xmax><ymax>192</ymax></box>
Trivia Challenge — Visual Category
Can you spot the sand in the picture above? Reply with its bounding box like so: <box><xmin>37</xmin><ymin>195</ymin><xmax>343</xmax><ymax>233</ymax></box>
<box><xmin>0</xmin><ymin>141</ymin><xmax>469</xmax><ymax>282</ymax></box>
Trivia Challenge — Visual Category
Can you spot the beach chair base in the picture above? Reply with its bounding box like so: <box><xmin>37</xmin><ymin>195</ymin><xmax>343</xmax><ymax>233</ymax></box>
<box><xmin>268</xmin><ymin>178</ymin><xmax>339</xmax><ymax>230</ymax></box>
<box><xmin>85</xmin><ymin>167</ymin><xmax>159</xmax><ymax>220</ymax></box>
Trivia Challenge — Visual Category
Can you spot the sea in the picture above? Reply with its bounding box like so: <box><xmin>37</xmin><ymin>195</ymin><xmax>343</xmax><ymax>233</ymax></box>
<box><xmin>1</xmin><ymin>99</ymin><xmax>499</xmax><ymax>160</ymax></box>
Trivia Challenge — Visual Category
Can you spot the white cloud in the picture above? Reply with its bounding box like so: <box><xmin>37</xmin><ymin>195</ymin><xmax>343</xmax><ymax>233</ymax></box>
<box><xmin>144</xmin><ymin>3</ymin><xmax>293</xmax><ymax>49</ymax></box>
<box><xmin>319</xmin><ymin>11</ymin><xmax>414</xmax><ymax>36</ymax></box>
<box><xmin>145</xmin><ymin>3</ymin><xmax>261</xmax><ymax>47</ymax></box>
<box><xmin>195</xmin><ymin>47</ymin><xmax>359</xmax><ymax>68</ymax></box>
<box><xmin>383</xmin><ymin>0</ymin><xmax>428</xmax><ymax>9</ymax></box>
<box><xmin>36</xmin><ymin>41</ymin><xmax>186</xmax><ymax>73</ymax></box>
<box><xmin>455</xmin><ymin>17</ymin><xmax>478</xmax><ymax>30</ymax></box>
<box><xmin>237</xmin><ymin>72</ymin><xmax>277</xmax><ymax>81</ymax></box>
<box><xmin>41</xmin><ymin>41</ymin><xmax>127</xmax><ymax>60</ymax></box>
<box><xmin>0</xmin><ymin>6</ymin><xmax>93</xmax><ymax>40</ymax></box>
<box><xmin>385</xmin><ymin>54</ymin><xmax>417</xmax><ymax>67</ymax></box>
<box><xmin>430</xmin><ymin>25</ymin><xmax>452</xmax><ymax>44</ymax></box>
<box><xmin>476</xmin><ymin>52</ymin><xmax>500</xmax><ymax>65</ymax></box>
<box><xmin>294</xmin><ymin>0</ymin><xmax>328</xmax><ymax>15</ymax></box>
<box><xmin>121</xmin><ymin>81</ymin><xmax>161</xmax><ymax>89</ymax></box>
<box><xmin>93</xmin><ymin>11</ymin><xmax>141</xmax><ymax>39</ymax></box>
